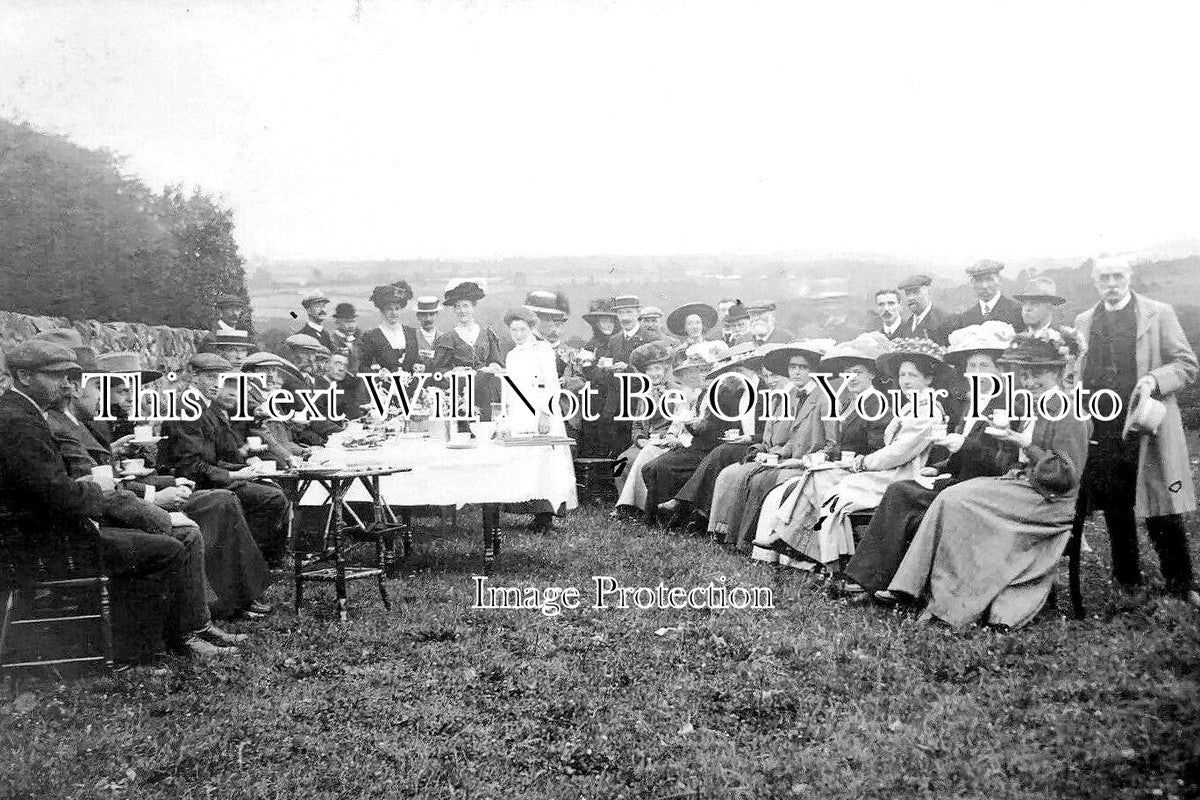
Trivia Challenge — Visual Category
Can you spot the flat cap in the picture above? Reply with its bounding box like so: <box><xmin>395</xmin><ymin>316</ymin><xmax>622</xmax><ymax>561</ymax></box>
<box><xmin>6</xmin><ymin>340</ymin><xmax>81</xmax><ymax>373</ymax></box>
<box><xmin>638</xmin><ymin>306</ymin><xmax>665</xmax><ymax>320</ymax></box>
<box><xmin>189</xmin><ymin>352</ymin><xmax>233</xmax><ymax>373</ymax></box>
<box><xmin>31</xmin><ymin>328</ymin><xmax>85</xmax><ymax>349</ymax></box>
<box><xmin>285</xmin><ymin>333</ymin><xmax>331</xmax><ymax>355</ymax></box>
<box><xmin>897</xmin><ymin>273</ymin><xmax>933</xmax><ymax>290</ymax></box>
<box><xmin>301</xmin><ymin>290</ymin><xmax>330</xmax><ymax>307</ymax></box>
<box><xmin>965</xmin><ymin>260</ymin><xmax>1004</xmax><ymax>278</ymax></box>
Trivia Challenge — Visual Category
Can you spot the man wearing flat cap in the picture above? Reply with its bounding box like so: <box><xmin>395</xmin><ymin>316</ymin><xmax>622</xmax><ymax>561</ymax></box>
<box><xmin>897</xmin><ymin>273</ymin><xmax>950</xmax><ymax>345</ymax></box>
<box><xmin>747</xmin><ymin>301</ymin><xmax>794</xmax><ymax>345</ymax></box>
<box><xmin>951</xmin><ymin>260</ymin><xmax>1024</xmax><ymax>333</ymax></box>
<box><xmin>298</xmin><ymin>290</ymin><xmax>337</xmax><ymax>353</ymax></box>
<box><xmin>0</xmin><ymin>341</ymin><xmax>240</xmax><ymax>659</ymax></box>
<box><xmin>213</xmin><ymin>293</ymin><xmax>247</xmax><ymax>334</ymax></box>
<box><xmin>1073</xmin><ymin>256</ymin><xmax>1199</xmax><ymax>608</ymax></box>
<box><xmin>161</xmin><ymin>353</ymin><xmax>291</xmax><ymax>570</ymax></box>
<box><xmin>637</xmin><ymin>307</ymin><xmax>678</xmax><ymax>346</ymax></box>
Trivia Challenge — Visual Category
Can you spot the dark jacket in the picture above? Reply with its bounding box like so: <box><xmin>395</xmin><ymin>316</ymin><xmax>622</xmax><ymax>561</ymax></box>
<box><xmin>0</xmin><ymin>391</ymin><xmax>108</xmax><ymax>567</ymax></box>
<box><xmin>162</xmin><ymin>401</ymin><xmax>245</xmax><ymax>489</ymax></box>
<box><xmin>300</xmin><ymin>322</ymin><xmax>337</xmax><ymax>353</ymax></box>
<box><xmin>951</xmin><ymin>295</ymin><xmax>1024</xmax><ymax>334</ymax></box>
<box><xmin>904</xmin><ymin>305</ymin><xmax>951</xmax><ymax>345</ymax></box>
<box><xmin>358</xmin><ymin>325</ymin><xmax>420</xmax><ymax>373</ymax></box>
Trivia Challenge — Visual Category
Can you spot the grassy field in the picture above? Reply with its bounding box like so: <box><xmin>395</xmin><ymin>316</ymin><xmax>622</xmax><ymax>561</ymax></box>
<box><xmin>1</xmin><ymin>500</ymin><xmax>1198</xmax><ymax>799</ymax></box>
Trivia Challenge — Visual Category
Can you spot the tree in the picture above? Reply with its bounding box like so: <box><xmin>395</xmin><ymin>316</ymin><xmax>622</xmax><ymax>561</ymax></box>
<box><xmin>0</xmin><ymin>118</ymin><xmax>250</xmax><ymax>329</ymax></box>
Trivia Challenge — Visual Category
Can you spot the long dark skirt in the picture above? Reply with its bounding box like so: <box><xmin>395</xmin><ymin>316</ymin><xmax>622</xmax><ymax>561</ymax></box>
<box><xmin>184</xmin><ymin>489</ymin><xmax>272</xmax><ymax>619</ymax></box>
<box><xmin>729</xmin><ymin>466</ymin><xmax>803</xmax><ymax>551</ymax></box>
<box><xmin>641</xmin><ymin>446</ymin><xmax>711</xmax><ymax>516</ymax></box>
<box><xmin>843</xmin><ymin>479</ymin><xmax>937</xmax><ymax>591</ymax></box>
<box><xmin>675</xmin><ymin>443</ymin><xmax>751</xmax><ymax>509</ymax></box>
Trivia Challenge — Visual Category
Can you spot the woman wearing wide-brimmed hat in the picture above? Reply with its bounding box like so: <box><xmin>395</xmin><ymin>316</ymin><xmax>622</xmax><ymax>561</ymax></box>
<box><xmin>775</xmin><ymin>338</ymin><xmax>948</xmax><ymax>573</ymax></box>
<box><xmin>842</xmin><ymin>322</ymin><xmax>1020</xmax><ymax>598</ymax></box>
<box><xmin>611</xmin><ymin>341</ymin><xmax>687</xmax><ymax>515</ymax></box>
<box><xmin>704</xmin><ymin>340</ymin><xmax>838</xmax><ymax>548</ymax></box>
<box><xmin>666</xmin><ymin>302</ymin><xmax>718</xmax><ymax>352</ymax></box>
<box><xmin>750</xmin><ymin>332</ymin><xmax>894</xmax><ymax>565</ymax></box>
<box><xmin>887</xmin><ymin>328</ymin><xmax>1091</xmax><ymax>629</ymax></box>
<box><xmin>651</xmin><ymin>342</ymin><xmax>767</xmax><ymax>527</ymax></box>
<box><xmin>358</xmin><ymin>281</ymin><xmax>419</xmax><ymax>375</ymax></box>
<box><xmin>637</xmin><ymin>343</ymin><xmax>751</xmax><ymax>526</ymax></box>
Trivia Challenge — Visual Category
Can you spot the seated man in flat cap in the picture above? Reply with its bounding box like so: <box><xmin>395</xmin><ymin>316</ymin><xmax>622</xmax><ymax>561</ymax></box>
<box><xmin>951</xmin><ymin>260</ymin><xmax>1024</xmax><ymax>332</ymax></box>
<box><xmin>0</xmin><ymin>341</ymin><xmax>242</xmax><ymax>659</ymax></box>
<box><xmin>161</xmin><ymin>353</ymin><xmax>291</xmax><ymax>570</ymax></box>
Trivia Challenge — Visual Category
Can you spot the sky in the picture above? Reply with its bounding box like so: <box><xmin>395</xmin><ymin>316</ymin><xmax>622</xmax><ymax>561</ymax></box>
<box><xmin>1</xmin><ymin>0</ymin><xmax>1198</xmax><ymax>264</ymax></box>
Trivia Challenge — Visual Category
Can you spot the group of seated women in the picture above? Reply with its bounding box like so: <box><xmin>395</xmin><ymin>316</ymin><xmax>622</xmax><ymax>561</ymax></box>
<box><xmin>613</xmin><ymin>321</ymin><xmax>1092</xmax><ymax>630</ymax></box>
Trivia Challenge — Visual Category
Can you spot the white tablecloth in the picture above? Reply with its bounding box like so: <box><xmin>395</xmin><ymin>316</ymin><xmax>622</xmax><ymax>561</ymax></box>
<box><xmin>298</xmin><ymin>434</ymin><xmax>579</xmax><ymax>510</ymax></box>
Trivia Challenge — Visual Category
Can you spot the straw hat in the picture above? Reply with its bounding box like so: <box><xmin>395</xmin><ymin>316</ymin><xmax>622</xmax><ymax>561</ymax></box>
<box><xmin>818</xmin><ymin>331</ymin><xmax>891</xmax><ymax>375</ymax></box>
<box><xmin>1122</xmin><ymin>386</ymin><xmax>1167</xmax><ymax>438</ymax></box>
<box><xmin>705</xmin><ymin>341</ymin><xmax>762</xmax><ymax>380</ymax></box>
<box><xmin>944</xmin><ymin>321</ymin><xmax>1016</xmax><ymax>368</ymax></box>
<box><xmin>1013</xmin><ymin>277</ymin><xmax>1067</xmax><ymax>306</ymax></box>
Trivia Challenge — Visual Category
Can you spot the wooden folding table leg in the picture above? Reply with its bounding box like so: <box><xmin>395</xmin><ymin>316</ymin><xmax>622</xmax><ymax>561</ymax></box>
<box><xmin>366</xmin><ymin>476</ymin><xmax>392</xmax><ymax>611</ymax></box>
<box><xmin>330</xmin><ymin>478</ymin><xmax>350</xmax><ymax>622</ymax></box>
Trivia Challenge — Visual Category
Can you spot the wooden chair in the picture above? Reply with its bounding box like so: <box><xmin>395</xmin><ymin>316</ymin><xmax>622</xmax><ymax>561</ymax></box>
<box><xmin>0</xmin><ymin>517</ymin><xmax>115</xmax><ymax>673</ymax></box>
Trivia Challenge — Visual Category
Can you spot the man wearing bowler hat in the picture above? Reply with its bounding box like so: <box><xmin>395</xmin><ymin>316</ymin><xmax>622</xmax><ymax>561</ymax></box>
<box><xmin>897</xmin><ymin>273</ymin><xmax>950</xmax><ymax>345</ymax></box>
<box><xmin>0</xmin><ymin>341</ymin><xmax>240</xmax><ymax>658</ymax></box>
<box><xmin>723</xmin><ymin>302</ymin><xmax>753</xmax><ymax>346</ymax></box>
<box><xmin>1073</xmin><ymin>256</ymin><xmax>1199</xmax><ymax>608</ymax></box>
<box><xmin>298</xmin><ymin>290</ymin><xmax>337</xmax><ymax>353</ymax></box>
<box><xmin>952</xmin><ymin>260</ymin><xmax>1024</xmax><ymax>332</ymax></box>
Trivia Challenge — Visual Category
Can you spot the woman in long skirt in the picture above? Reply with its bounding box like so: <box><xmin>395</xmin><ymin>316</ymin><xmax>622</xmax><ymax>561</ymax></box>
<box><xmin>770</xmin><ymin>339</ymin><xmax>946</xmax><ymax>570</ymax></box>
<box><xmin>844</xmin><ymin>322</ymin><xmax>1018</xmax><ymax>597</ymax></box>
<box><xmin>888</xmin><ymin>329</ymin><xmax>1090</xmax><ymax>628</ymax></box>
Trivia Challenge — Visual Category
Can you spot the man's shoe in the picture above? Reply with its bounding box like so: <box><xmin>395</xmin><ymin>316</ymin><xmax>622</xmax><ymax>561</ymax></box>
<box><xmin>657</xmin><ymin>499</ymin><xmax>678</xmax><ymax>514</ymax></box>
<box><xmin>198</xmin><ymin>623</ymin><xmax>248</xmax><ymax>646</ymax></box>
<box><xmin>247</xmin><ymin>601</ymin><xmax>273</xmax><ymax>616</ymax></box>
<box><xmin>179</xmin><ymin>635</ymin><xmax>239</xmax><ymax>658</ymax></box>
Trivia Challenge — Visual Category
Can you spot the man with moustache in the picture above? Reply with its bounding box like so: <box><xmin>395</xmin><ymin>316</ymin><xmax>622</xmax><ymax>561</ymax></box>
<box><xmin>746</xmin><ymin>301</ymin><xmax>794</xmax><ymax>345</ymax></box>
<box><xmin>599</xmin><ymin>295</ymin><xmax>660</xmax><ymax>457</ymax></box>
<box><xmin>897</xmin><ymin>273</ymin><xmax>950</xmax><ymax>345</ymax></box>
<box><xmin>412</xmin><ymin>295</ymin><xmax>443</xmax><ymax>375</ymax></box>
<box><xmin>298</xmin><ymin>290</ymin><xmax>337</xmax><ymax>353</ymax></box>
<box><xmin>873</xmin><ymin>289</ymin><xmax>905</xmax><ymax>339</ymax></box>
<box><xmin>952</xmin><ymin>260</ymin><xmax>1024</xmax><ymax>331</ymax></box>
<box><xmin>1073</xmin><ymin>256</ymin><xmax>1199</xmax><ymax>608</ymax></box>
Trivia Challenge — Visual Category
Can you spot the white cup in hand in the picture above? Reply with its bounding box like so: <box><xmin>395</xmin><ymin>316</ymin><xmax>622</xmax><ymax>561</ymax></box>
<box><xmin>90</xmin><ymin>465</ymin><xmax>116</xmax><ymax>492</ymax></box>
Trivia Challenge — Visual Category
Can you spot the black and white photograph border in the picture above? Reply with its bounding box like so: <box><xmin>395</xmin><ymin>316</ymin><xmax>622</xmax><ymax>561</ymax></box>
<box><xmin>1</xmin><ymin>1</ymin><xmax>1198</xmax><ymax>798</ymax></box>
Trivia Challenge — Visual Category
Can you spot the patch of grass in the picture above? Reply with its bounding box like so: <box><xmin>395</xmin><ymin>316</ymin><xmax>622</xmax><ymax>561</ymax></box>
<box><xmin>1</xmin><ymin>504</ymin><xmax>1198</xmax><ymax>799</ymax></box>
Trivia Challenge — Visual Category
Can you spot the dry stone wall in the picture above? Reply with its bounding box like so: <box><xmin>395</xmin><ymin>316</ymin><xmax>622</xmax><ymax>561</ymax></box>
<box><xmin>0</xmin><ymin>311</ymin><xmax>206</xmax><ymax>374</ymax></box>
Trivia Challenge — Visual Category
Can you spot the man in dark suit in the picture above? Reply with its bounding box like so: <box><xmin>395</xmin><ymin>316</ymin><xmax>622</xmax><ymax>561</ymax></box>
<box><xmin>873</xmin><ymin>288</ymin><xmax>905</xmax><ymax>339</ymax></box>
<box><xmin>747</xmin><ymin>301</ymin><xmax>794</xmax><ymax>344</ymax></box>
<box><xmin>897</xmin><ymin>273</ymin><xmax>950</xmax><ymax>344</ymax></box>
<box><xmin>297</xmin><ymin>291</ymin><xmax>337</xmax><ymax>353</ymax></box>
<box><xmin>600</xmin><ymin>295</ymin><xmax>660</xmax><ymax>456</ymax></box>
<box><xmin>951</xmin><ymin>260</ymin><xmax>1025</xmax><ymax>332</ymax></box>
<box><xmin>161</xmin><ymin>353</ymin><xmax>290</xmax><ymax>568</ymax></box>
<box><xmin>0</xmin><ymin>341</ymin><xmax>237</xmax><ymax>658</ymax></box>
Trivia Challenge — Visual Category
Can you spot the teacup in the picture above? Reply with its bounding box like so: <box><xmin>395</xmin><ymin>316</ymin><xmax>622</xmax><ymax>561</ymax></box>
<box><xmin>809</xmin><ymin>452</ymin><xmax>827</xmax><ymax>465</ymax></box>
<box><xmin>991</xmin><ymin>410</ymin><xmax>1010</xmax><ymax>428</ymax></box>
<box><xmin>763</xmin><ymin>453</ymin><xmax>780</xmax><ymax>465</ymax></box>
<box><xmin>246</xmin><ymin>436</ymin><xmax>263</xmax><ymax>449</ymax></box>
<box><xmin>840</xmin><ymin>451</ymin><xmax>855</xmax><ymax>464</ymax></box>
<box><xmin>133</xmin><ymin>424</ymin><xmax>154</xmax><ymax>442</ymax></box>
<box><xmin>120</xmin><ymin>458</ymin><xmax>145</xmax><ymax>474</ymax></box>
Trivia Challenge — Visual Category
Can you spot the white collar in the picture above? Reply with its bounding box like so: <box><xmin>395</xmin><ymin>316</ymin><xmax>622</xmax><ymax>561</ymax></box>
<box><xmin>63</xmin><ymin>408</ymin><xmax>80</xmax><ymax>425</ymax></box>
<box><xmin>1030</xmin><ymin>319</ymin><xmax>1053</xmax><ymax>335</ymax></box>
<box><xmin>881</xmin><ymin>318</ymin><xmax>901</xmax><ymax>335</ymax></box>
<box><xmin>1104</xmin><ymin>292</ymin><xmax>1133</xmax><ymax>312</ymax></box>
<box><xmin>216</xmin><ymin>319</ymin><xmax>238</xmax><ymax>332</ymax></box>
<box><xmin>623</xmin><ymin>323</ymin><xmax>640</xmax><ymax>338</ymax></box>
<box><xmin>10</xmin><ymin>387</ymin><xmax>47</xmax><ymax>419</ymax></box>
<box><xmin>911</xmin><ymin>305</ymin><xmax>932</xmax><ymax>328</ymax></box>
<box><xmin>979</xmin><ymin>294</ymin><xmax>999</xmax><ymax>315</ymax></box>
<box><xmin>305</xmin><ymin>321</ymin><xmax>325</xmax><ymax>334</ymax></box>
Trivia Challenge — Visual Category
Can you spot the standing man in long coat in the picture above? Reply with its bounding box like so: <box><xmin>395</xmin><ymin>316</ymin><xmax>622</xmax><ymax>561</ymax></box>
<box><xmin>1074</xmin><ymin>256</ymin><xmax>1199</xmax><ymax>607</ymax></box>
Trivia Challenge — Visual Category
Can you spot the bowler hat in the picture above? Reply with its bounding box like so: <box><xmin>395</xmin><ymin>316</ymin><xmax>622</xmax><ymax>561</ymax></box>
<box><xmin>7</xmin><ymin>340</ymin><xmax>81</xmax><ymax>373</ymax></box>
<box><xmin>724</xmin><ymin>302</ymin><xmax>751</xmax><ymax>323</ymax></box>
<box><xmin>666</xmin><ymin>302</ymin><xmax>718</xmax><ymax>337</ymax></box>
<box><xmin>333</xmin><ymin>302</ymin><xmax>358</xmax><ymax>320</ymax></box>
